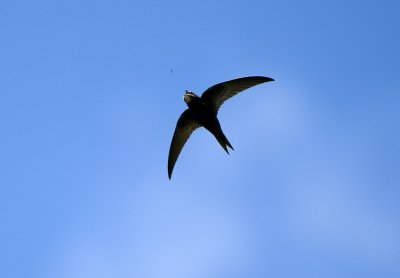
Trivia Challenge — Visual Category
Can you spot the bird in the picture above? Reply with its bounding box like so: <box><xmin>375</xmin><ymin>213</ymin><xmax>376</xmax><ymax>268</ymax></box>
<box><xmin>168</xmin><ymin>76</ymin><xmax>274</xmax><ymax>179</ymax></box>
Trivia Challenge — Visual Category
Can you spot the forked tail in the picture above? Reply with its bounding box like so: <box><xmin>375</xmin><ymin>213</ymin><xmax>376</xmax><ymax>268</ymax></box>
<box><xmin>216</xmin><ymin>133</ymin><xmax>234</xmax><ymax>154</ymax></box>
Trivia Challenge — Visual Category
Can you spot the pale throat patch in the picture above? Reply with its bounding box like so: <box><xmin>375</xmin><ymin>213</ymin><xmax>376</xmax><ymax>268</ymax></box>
<box><xmin>183</xmin><ymin>94</ymin><xmax>192</xmax><ymax>104</ymax></box>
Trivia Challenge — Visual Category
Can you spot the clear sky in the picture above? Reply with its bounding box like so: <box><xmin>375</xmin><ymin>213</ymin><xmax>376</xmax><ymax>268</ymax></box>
<box><xmin>1</xmin><ymin>0</ymin><xmax>400</xmax><ymax>277</ymax></box>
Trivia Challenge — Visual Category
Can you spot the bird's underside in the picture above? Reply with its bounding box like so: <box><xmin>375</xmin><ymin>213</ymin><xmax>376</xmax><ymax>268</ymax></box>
<box><xmin>168</xmin><ymin>76</ymin><xmax>274</xmax><ymax>179</ymax></box>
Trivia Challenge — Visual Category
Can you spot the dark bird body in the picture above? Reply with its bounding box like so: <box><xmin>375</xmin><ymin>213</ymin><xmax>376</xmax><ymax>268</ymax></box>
<box><xmin>168</xmin><ymin>76</ymin><xmax>274</xmax><ymax>179</ymax></box>
<box><xmin>184</xmin><ymin>92</ymin><xmax>233</xmax><ymax>153</ymax></box>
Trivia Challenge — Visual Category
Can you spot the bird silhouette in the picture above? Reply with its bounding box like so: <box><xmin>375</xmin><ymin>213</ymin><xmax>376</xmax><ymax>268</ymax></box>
<box><xmin>168</xmin><ymin>76</ymin><xmax>274</xmax><ymax>179</ymax></box>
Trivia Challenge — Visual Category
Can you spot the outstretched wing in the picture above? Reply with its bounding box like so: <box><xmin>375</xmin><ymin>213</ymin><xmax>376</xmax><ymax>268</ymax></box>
<box><xmin>201</xmin><ymin>76</ymin><xmax>274</xmax><ymax>113</ymax></box>
<box><xmin>168</xmin><ymin>109</ymin><xmax>202</xmax><ymax>179</ymax></box>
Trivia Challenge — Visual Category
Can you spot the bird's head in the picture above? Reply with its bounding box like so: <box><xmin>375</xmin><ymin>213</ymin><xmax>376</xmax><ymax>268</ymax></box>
<box><xmin>183</xmin><ymin>90</ymin><xmax>197</xmax><ymax>105</ymax></box>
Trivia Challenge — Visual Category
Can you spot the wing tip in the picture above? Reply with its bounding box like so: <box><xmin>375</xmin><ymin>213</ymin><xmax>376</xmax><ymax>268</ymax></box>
<box><xmin>261</xmin><ymin>76</ymin><xmax>274</xmax><ymax>82</ymax></box>
<box><xmin>168</xmin><ymin>165</ymin><xmax>173</xmax><ymax>180</ymax></box>
<box><xmin>243</xmin><ymin>75</ymin><xmax>274</xmax><ymax>83</ymax></box>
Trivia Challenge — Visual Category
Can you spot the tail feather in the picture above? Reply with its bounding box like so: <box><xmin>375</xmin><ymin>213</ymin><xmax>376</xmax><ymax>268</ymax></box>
<box><xmin>225</xmin><ymin>137</ymin><xmax>234</xmax><ymax>151</ymax></box>
<box><xmin>216</xmin><ymin>133</ymin><xmax>234</xmax><ymax>154</ymax></box>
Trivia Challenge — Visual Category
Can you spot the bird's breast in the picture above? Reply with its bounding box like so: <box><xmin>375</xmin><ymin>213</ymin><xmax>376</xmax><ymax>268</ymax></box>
<box><xmin>188</xmin><ymin>101</ymin><xmax>214</xmax><ymax>119</ymax></box>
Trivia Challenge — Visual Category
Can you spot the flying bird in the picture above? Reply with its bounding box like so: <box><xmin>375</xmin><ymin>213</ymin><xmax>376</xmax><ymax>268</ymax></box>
<box><xmin>168</xmin><ymin>76</ymin><xmax>274</xmax><ymax>179</ymax></box>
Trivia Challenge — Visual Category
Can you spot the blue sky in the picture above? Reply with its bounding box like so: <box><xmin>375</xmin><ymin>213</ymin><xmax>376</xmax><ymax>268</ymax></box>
<box><xmin>1</xmin><ymin>0</ymin><xmax>400</xmax><ymax>277</ymax></box>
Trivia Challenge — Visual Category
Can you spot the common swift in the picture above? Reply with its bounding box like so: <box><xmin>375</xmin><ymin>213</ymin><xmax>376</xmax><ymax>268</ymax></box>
<box><xmin>168</xmin><ymin>76</ymin><xmax>274</xmax><ymax>179</ymax></box>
